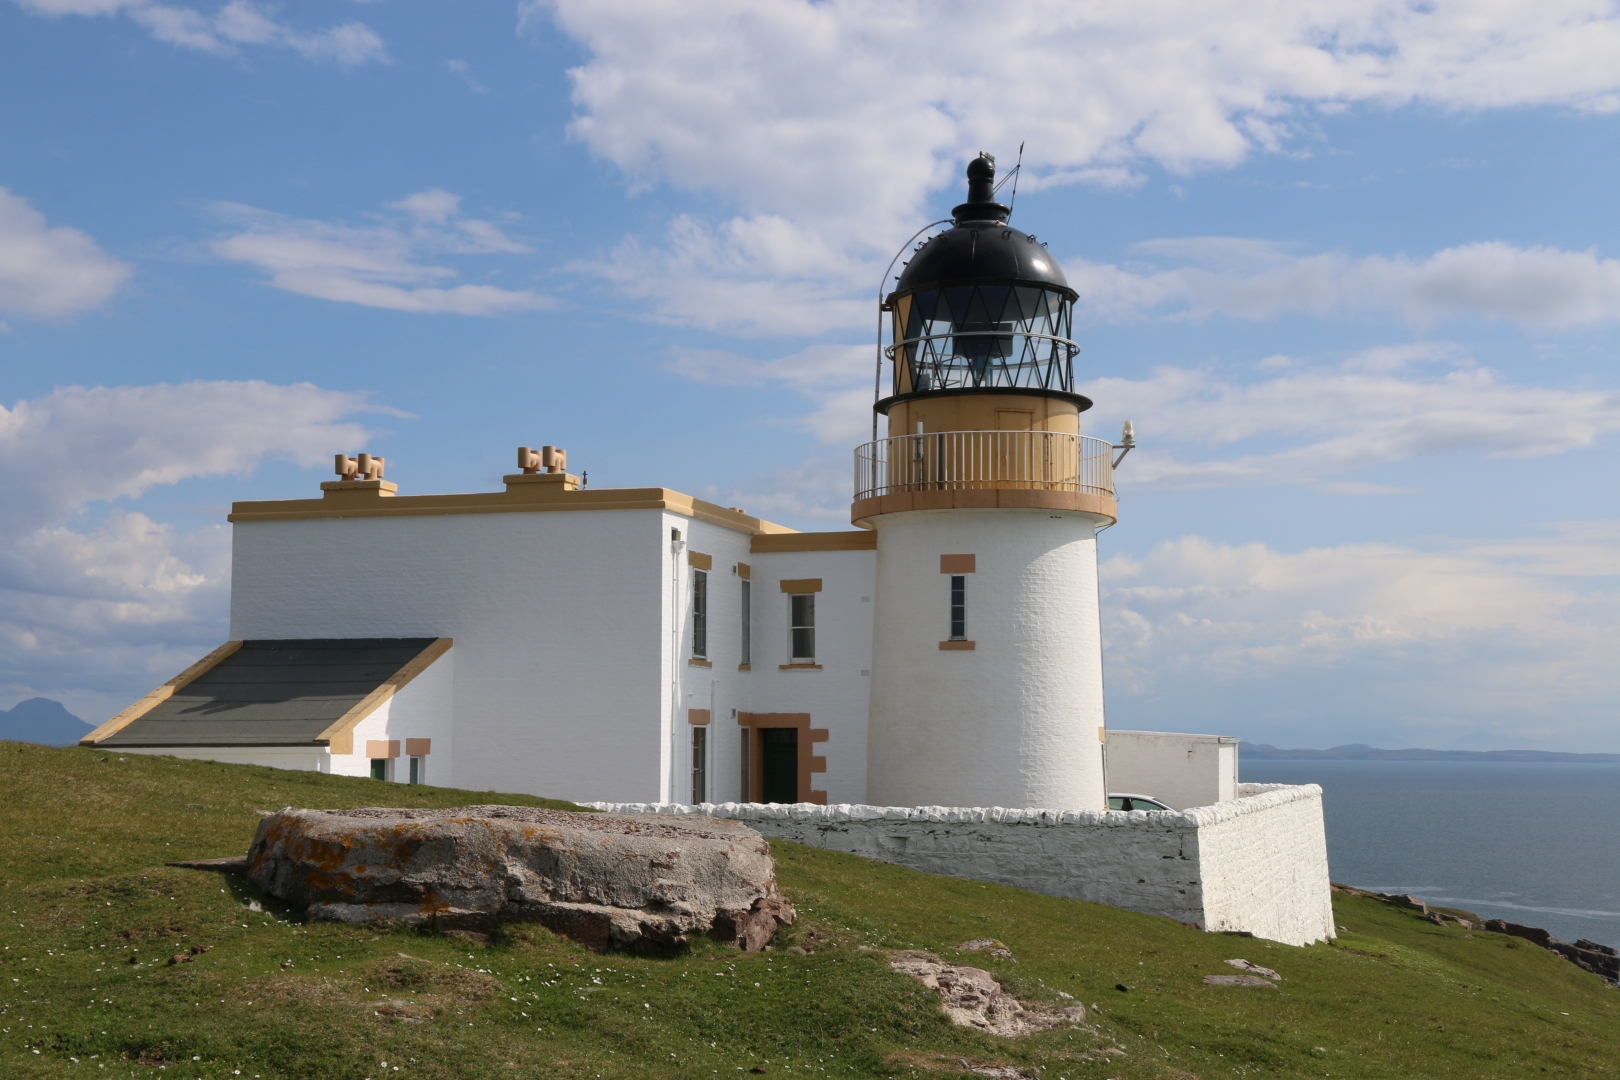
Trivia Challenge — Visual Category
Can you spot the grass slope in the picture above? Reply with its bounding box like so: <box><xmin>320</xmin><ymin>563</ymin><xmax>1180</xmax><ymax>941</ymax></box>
<box><xmin>1</xmin><ymin>743</ymin><xmax>1615</xmax><ymax>1080</ymax></box>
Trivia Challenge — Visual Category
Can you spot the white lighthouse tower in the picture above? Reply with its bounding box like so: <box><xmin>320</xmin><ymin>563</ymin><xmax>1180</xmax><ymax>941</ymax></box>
<box><xmin>858</xmin><ymin>154</ymin><xmax>1121</xmax><ymax>810</ymax></box>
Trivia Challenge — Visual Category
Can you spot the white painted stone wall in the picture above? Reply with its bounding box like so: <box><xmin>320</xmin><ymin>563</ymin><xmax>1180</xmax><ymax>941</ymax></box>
<box><xmin>118</xmin><ymin>746</ymin><xmax>328</xmax><ymax>771</ymax></box>
<box><xmin>1105</xmin><ymin>730</ymin><xmax>1239</xmax><ymax>811</ymax></box>
<box><xmin>867</xmin><ymin>508</ymin><xmax>1109</xmax><ymax>809</ymax></box>
<box><xmin>742</xmin><ymin>547</ymin><xmax>876</xmax><ymax>805</ymax></box>
<box><xmin>1197</xmin><ymin>783</ymin><xmax>1335</xmax><ymax>944</ymax></box>
<box><xmin>230</xmin><ymin>505</ymin><xmax>877</xmax><ymax>806</ymax></box>
<box><xmin>665</xmin><ymin>514</ymin><xmax>752</xmax><ymax>805</ymax></box>
<box><xmin>329</xmin><ymin>647</ymin><xmax>455</xmax><ymax>781</ymax></box>
<box><xmin>589</xmin><ymin>783</ymin><xmax>1335</xmax><ymax>947</ymax></box>
<box><xmin>232</xmin><ymin>509</ymin><xmax>671</xmax><ymax>802</ymax></box>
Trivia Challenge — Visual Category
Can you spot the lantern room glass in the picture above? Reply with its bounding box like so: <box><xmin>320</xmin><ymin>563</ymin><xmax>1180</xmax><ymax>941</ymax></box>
<box><xmin>890</xmin><ymin>284</ymin><xmax>1076</xmax><ymax>396</ymax></box>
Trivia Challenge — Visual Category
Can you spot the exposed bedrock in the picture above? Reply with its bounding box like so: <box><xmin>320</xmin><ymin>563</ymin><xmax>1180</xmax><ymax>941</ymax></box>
<box><xmin>246</xmin><ymin>805</ymin><xmax>795</xmax><ymax>952</ymax></box>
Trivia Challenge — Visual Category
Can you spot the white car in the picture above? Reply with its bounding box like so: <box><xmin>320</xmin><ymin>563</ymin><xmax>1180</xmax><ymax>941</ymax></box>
<box><xmin>1107</xmin><ymin>792</ymin><xmax>1174</xmax><ymax>812</ymax></box>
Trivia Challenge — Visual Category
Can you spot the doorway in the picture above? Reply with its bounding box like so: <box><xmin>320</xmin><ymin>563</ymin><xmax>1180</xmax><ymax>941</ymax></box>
<box><xmin>761</xmin><ymin>727</ymin><xmax>798</xmax><ymax>804</ymax></box>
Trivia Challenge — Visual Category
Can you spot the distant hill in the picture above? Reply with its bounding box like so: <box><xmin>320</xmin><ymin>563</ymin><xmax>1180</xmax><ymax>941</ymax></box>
<box><xmin>1245</xmin><ymin>742</ymin><xmax>1620</xmax><ymax>763</ymax></box>
<box><xmin>0</xmin><ymin>698</ymin><xmax>93</xmax><ymax>747</ymax></box>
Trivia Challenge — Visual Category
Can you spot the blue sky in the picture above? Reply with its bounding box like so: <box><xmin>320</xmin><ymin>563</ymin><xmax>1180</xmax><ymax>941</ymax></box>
<box><xmin>2</xmin><ymin>0</ymin><xmax>1617</xmax><ymax>751</ymax></box>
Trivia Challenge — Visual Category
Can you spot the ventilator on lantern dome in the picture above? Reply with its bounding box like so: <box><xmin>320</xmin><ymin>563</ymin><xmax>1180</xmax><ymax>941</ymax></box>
<box><xmin>881</xmin><ymin>153</ymin><xmax>1087</xmax><ymax>412</ymax></box>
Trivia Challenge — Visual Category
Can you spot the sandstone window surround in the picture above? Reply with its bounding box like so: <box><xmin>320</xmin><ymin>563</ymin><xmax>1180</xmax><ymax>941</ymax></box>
<box><xmin>779</xmin><ymin>578</ymin><xmax>822</xmax><ymax>669</ymax></box>
<box><xmin>941</xmin><ymin>554</ymin><xmax>976</xmax><ymax>650</ymax></box>
<box><xmin>692</xmin><ymin>568</ymin><xmax>708</xmax><ymax>659</ymax></box>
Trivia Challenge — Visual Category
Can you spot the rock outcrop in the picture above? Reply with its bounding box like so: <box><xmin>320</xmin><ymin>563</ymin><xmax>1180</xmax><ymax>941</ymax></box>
<box><xmin>1549</xmin><ymin>938</ymin><xmax>1620</xmax><ymax>985</ymax></box>
<box><xmin>1224</xmin><ymin>958</ymin><xmax>1280</xmax><ymax>979</ymax></box>
<box><xmin>1486</xmin><ymin>919</ymin><xmax>1551</xmax><ymax>948</ymax></box>
<box><xmin>1203</xmin><ymin>974</ymin><xmax>1277</xmax><ymax>988</ymax></box>
<box><xmin>1338</xmin><ymin>885</ymin><xmax>1617</xmax><ymax>987</ymax></box>
<box><xmin>888</xmin><ymin>951</ymin><xmax>1084</xmax><ymax>1037</ymax></box>
<box><xmin>247</xmin><ymin>805</ymin><xmax>794</xmax><ymax>952</ymax></box>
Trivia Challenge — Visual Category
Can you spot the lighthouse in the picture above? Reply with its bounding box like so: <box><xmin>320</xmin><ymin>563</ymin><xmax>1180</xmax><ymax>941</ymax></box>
<box><xmin>857</xmin><ymin>153</ymin><xmax>1120</xmax><ymax>810</ymax></box>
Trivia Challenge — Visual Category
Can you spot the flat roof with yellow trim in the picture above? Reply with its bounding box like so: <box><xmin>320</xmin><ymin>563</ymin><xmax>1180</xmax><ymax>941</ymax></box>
<box><xmin>229</xmin><ymin>474</ymin><xmax>799</xmax><ymax>537</ymax></box>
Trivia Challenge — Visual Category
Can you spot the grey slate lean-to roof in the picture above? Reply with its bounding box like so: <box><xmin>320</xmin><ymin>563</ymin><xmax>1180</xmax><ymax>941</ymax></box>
<box><xmin>99</xmin><ymin>638</ymin><xmax>440</xmax><ymax>747</ymax></box>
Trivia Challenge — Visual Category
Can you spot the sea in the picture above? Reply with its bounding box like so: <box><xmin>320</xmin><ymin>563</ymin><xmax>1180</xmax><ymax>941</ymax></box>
<box><xmin>1240</xmin><ymin>759</ymin><xmax>1620</xmax><ymax>950</ymax></box>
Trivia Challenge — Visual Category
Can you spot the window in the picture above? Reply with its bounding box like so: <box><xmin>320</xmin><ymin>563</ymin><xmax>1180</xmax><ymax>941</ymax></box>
<box><xmin>691</xmin><ymin>569</ymin><xmax>708</xmax><ymax>658</ymax></box>
<box><xmin>949</xmin><ymin>574</ymin><xmax>967</xmax><ymax>640</ymax></box>
<box><xmin>408</xmin><ymin>756</ymin><xmax>424</xmax><ymax>785</ymax></box>
<box><xmin>790</xmin><ymin>593</ymin><xmax>815</xmax><ymax>662</ymax></box>
<box><xmin>690</xmin><ymin>725</ymin><xmax>708</xmax><ymax>804</ymax></box>
<box><xmin>369</xmin><ymin>759</ymin><xmax>390</xmax><ymax>781</ymax></box>
<box><xmin>740</xmin><ymin>579</ymin><xmax>752</xmax><ymax>665</ymax></box>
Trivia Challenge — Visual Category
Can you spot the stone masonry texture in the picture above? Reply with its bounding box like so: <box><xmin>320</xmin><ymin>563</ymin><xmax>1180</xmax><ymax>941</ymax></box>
<box><xmin>590</xmin><ymin>783</ymin><xmax>1334</xmax><ymax>946</ymax></box>
<box><xmin>247</xmin><ymin>805</ymin><xmax>795</xmax><ymax>952</ymax></box>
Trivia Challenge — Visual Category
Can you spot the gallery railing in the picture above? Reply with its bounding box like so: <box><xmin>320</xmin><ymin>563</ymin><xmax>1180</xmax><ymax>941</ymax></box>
<box><xmin>854</xmin><ymin>430</ymin><xmax>1115</xmax><ymax>501</ymax></box>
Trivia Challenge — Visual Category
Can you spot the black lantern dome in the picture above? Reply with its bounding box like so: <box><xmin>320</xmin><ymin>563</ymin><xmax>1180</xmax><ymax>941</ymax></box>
<box><xmin>879</xmin><ymin>153</ymin><xmax>1087</xmax><ymax>414</ymax></box>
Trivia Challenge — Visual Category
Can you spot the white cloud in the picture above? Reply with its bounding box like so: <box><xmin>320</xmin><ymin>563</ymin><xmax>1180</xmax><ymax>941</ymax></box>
<box><xmin>689</xmin><ymin>450</ymin><xmax>857</xmax><ymax>528</ymax></box>
<box><xmin>661</xmin><ymin>339</ymin><xmax>1620</xmax><ymax>492</ymax></box>
<box><xmin>1083</xmin><ymin>347</ymin><xmax>1620</xmax><ymax>490</ymax></box>
<box><xmin>0</xmin><ymin>188</ymin><xmax>131</xmax><ymax>319</ymax></box>
<box><xmin>582</xmin><ymin>215</ymin><xmax>870</xmax><ymax>336</ymax></box>
<box><xmin>0</xmin><ymin>380</ymin><xmax>380</xmax><ymax>533</ymax></box>
<box><xmin>535</xmin><ymin>0</ymin><xmax>1620</xmax><ymax>333</ymax></box>
<box><xmin>13</xmin><ymin>0</ymin><xmax>388</xmax><ymax>64</ymax></box>
<box><xmin>665</xmin><ymin>342</ymin><xmax>873</xmax><ymax>445</ymax></box>
<box><xmin>1100</xmin><ymin>523</ymin><xmax>1620</xmax><ymax>748</ymax></box>
<box><xmin>0</xmin><ymin>380</ymin><xmax>382</xmax><ymax>717</ymax></box>
<box><xmin>209</xmin><ymin>191</ymin><xmax>554</xmax><ymax>315</ymax></box>
<box><xmin>446</xmin><ymin>58</ymin><xmax>488</xmax><ymax>94</ymax></box>
<box><xmin>1067</xmin><ymin>239</ymin><xmax>1620</xmax><ymax>328</ymax></box>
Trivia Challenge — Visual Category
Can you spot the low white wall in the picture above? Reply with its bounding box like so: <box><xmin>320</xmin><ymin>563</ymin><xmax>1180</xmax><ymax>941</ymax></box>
<box><xmin>1105</xmin><ymin>730</ymin><xmax>1238</xmax><ymax>811</ymax></box>
<box><xmin>116</xmin><ymin>746</ymin><xmax>327</xmax><ymax>771</ymax></box>
<box><xmin>1198</xmin><ymin>783</ymin><xmax>1335</xmax><ymax>943</ymax></box>
<box><xmin>588</xmin><ymin>783</ymin><xmax>1334</xmax><ymax>947</ymax></box>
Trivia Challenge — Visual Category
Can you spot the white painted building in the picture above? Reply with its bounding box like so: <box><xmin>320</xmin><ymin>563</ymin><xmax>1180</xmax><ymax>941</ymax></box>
<box><xmin>82</xmin><ymin>156</ymin><xmax>1334</xmax><ymax>943</ymax></box>
<box><xmin>85</xmin><ymin>153</ymin><xmax>1144</xmax><ymax>815</ymax></box>
<box><xmin>77</xmin><ymin>154</ymin><xmax>1227</xmax><ymax>814</ymax></box>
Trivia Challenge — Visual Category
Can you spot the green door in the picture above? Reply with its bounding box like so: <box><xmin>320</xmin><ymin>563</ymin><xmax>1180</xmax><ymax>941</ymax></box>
<box><xmin>761</xmin><ymin>728</ymin><xmax>798</xmax><ymax>804</ymax></box>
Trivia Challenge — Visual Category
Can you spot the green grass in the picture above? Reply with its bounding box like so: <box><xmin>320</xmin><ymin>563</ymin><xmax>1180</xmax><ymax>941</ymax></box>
<box><xmin>1</xmin><ymin>742</ymin><xmax>1615</xmax><ymax>1079</ymax></box>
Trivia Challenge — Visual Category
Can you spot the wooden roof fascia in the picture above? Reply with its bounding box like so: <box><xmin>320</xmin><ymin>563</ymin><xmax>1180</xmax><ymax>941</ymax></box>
<box><xmin>316</xmin><ymin>637</ymin><xmax>453</xmax><ymax>756</ymax></box>
<box><xmin>80</xmin><ymin>640</ymin><xmax>245</xmax><ymax>746</ymax></box>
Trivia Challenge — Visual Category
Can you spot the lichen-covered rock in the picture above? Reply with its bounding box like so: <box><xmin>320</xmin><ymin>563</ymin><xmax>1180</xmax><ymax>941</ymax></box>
<box><xmin>888</xmin><ymin>951</ymin><xmax>1084</xmax><ymax>1036</ymax></box>
<box><xmin>957</xmin><ymin>938</ymin><xmax>1016</xmax><ymax>960</ymax></box>
<box><xmin>246</xmin><ymin>805</ymin><xmax>794</xmax><ymax>952</ymax></box>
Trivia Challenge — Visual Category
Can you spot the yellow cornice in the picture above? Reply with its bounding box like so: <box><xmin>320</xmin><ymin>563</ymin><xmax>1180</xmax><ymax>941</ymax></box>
<box><xmin>750</xmin><ymin>530</ymin><xmax>876</xmax><ymax>553</ymax></box>
<box><xmin>229</xmin><ymin>483</ymin><xmax>798</xmax><ymax>538</ymax></box>
<box><xmin>851</xmin><ymin>489</ymin><xmax>1117</xmax><ymax>528</ymax></box>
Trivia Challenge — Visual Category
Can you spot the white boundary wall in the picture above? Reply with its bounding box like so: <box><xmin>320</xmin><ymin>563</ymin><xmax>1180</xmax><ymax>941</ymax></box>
<box><xmin>589</xmin><ymin>781</ymin><xmax>1334</xmax><ymax>947</ymax></box>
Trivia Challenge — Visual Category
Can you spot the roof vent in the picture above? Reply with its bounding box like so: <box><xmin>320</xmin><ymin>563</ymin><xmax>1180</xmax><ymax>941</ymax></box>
<box><xmin>334</xmin><ymin>453</ymin><xmax>385</xmax><ymax>481</ymax></box>
<box><xmin>517</xmin><ymin>445</ymin><xmax>567</xmax><ymax>474</ymax></box>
